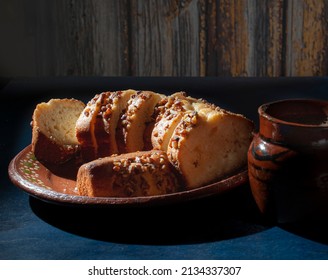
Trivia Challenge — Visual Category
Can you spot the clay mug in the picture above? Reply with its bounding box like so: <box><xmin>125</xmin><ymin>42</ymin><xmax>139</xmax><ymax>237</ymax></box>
<box><xmin>248</xmin><ymin>99</ymin><xmax>328</xmax><ymax>223</ymax></box>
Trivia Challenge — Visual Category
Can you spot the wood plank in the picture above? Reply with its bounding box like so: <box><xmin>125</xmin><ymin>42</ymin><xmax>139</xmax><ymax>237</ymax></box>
<box><xmin>215</xmin><ymin>0</ymin><xmax>250</xmax><ymax>76</ymax></box>
<box><xmin>31</xmin><ymin>0</ymin><xmax>129</xmax><ymax>76</ymax></box>
<box><xmin>267</xmin><ymin>0</ymin><xmax>284</xmax><ymax>76</ymax></box>
<box><xmin>129</xmin><ymin>0</ymin><xmax>206</xmax><ymax>76</ymax></box>
<box><xmin>206</xmin><ymin>0</ymin><xmax>218</xmax><ymax>76</ymax></box>
<box><xmin>3</xmin><ymin>0</ymin><xmax>328</xmax><ymax>77</ymax></box>
<box><xmin>251</xmin><ymin>0</ymin><xmax>284</xmax><ymax>76</ymax></box>
<box><xmin>0</xmin><ymin>0</ymin><xmax>37</xmax><ymax>76</ymax></box>
<box><xmin>213</xmin><ymin>0</ymin><xmax>284</xmax><ymax>76</ymax></box>
<box><xmin>285</xmin><ymin>0</ymin><xmax>328</xmax><ymax>76</ymax></box>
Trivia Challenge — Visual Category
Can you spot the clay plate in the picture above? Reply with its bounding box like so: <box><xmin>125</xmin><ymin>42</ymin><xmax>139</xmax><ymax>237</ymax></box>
<box><xmin>8</xmin><ymin>145</ymin><xmax>248</xmax><ymax>207</ymax></box>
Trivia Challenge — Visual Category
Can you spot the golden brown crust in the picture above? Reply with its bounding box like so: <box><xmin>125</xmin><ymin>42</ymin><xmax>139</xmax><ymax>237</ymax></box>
<box><xmin>77</xmin><ymin>150</ymin><xmax>181</xmax><ymax>197</ymax></box>
<box><xmin>32</xmin><ymin>128</ymin><xmax>80</xmax><ymax>165</ymax></box>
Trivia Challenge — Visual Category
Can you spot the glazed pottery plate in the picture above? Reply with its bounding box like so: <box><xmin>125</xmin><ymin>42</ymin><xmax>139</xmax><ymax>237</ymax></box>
<box><xmin>8</xmin><ymin>145</ymin><xmax>248</xmax><ymax>207</ymax></box>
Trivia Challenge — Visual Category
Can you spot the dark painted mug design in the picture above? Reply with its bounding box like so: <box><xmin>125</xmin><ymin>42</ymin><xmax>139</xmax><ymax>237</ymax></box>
<box><xmin>248</xmin><ymin>99</ymin><xmax>328</xmax><ymax>223</ymax></box>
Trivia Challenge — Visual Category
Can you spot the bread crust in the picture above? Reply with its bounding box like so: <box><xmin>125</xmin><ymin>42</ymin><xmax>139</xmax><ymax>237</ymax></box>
<box><xmin>32</xmin><ymin>128</ymin><xmax>80</xmax><ymax>164</ymax></box>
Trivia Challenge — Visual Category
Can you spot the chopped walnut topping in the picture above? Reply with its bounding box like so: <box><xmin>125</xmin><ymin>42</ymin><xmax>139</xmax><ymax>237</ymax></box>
<box><xmin>171</xmin><ymin>138</ymin><xmax>179</xmax><ymax>149</ymax></box>
<box><xmin>193</xmin><ymin>160</ymin><xmax>199</xmax><ymax>168</ymax></box>
<box><xmin>113</xmin><ymin>165</ymin><xmax>120</xmax><ymax>172</ymax></box>
<box><xmin>135</xmin><ymin>156</ymin><xmax>141</xmax><ymax>163</ymax></box>
<box><xmin>191</xmin><ymin>114</ymin><xmax>198</xmax><ymax>125</ymax></box>
<box><xmin>84</xmin><ymin>108</ymin><xmax>90</xmax><ymax>117</ymax></box>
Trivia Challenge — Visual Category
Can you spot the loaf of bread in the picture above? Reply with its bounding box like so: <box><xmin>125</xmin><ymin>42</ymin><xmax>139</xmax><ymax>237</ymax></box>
<box><xmin>75</xmin><ymin>94</ymin><xmax>102</xmax><ymax>162</ymax></box>
<box><xmin>77</xmin><ymin>150</ymin><xmax>180</xmax><ymax>197</ymax></box>
<box><xmin>31</xmin><ymin>98</ymin><xmax>85</xmax><ymax>164</ymax></box>
<box><xmin>31</xmin><ymin>90</ymin><xmax>254</xmax><ymax>198</ymax></box>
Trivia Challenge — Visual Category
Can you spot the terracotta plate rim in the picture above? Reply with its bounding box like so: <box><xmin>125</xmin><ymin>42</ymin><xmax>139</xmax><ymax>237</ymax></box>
<box><xmin>8</xmin><ymin>145</ymin><xmax>249</xmax><ymax>207</ymax></box>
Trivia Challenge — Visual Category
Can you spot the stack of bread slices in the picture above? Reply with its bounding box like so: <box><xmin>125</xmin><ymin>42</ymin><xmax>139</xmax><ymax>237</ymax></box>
<box><xmin>31</xmin><ymin>90</ymin><xmax>253</xmax><ymax>197</ymax></box>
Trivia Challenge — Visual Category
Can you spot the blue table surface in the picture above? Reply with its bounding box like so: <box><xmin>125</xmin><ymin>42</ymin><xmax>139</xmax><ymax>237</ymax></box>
<box><xmin>1</xmin><ymin>76</ymin><xmax>328</xmax><ymax>260</ymax></box>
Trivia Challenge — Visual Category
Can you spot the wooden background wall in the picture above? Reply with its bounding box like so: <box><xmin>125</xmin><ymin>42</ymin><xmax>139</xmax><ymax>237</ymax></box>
<box><xmin>1</xmin><ymin>0</ymin><xmax>328</xmax><ymax>77</ymax></box>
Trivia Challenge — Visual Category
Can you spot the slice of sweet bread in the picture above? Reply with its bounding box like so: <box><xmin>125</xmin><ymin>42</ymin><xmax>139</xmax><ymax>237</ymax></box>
<box><xmin>117</xmin><ymin>91</ymin><xmax>164</xmax><ymax>153</ymax></box>
<box><xmin>77</xmin><ymin>150</ymin><xmax>180</xmax><ymax>197</ymax></box>
<box><xmin>75</xmin><ymin>94</ymin><xmax>103</xmax><ymax>162</ymax></box>
<box><xmin>94</xmin><ymin>90</ymin><xmax>136</xmax><ymax>158</ymax></box>
<box><xmin>151</xmin><ymin>92</ymin><xmax>193</xmax><ymax>151</ymax></box>
<box><xmin>31</xmin><ymin>98</ymin><xmax>85</xmax><ymax>164</ymax></box>
<box><xmin>92</xmin><ymin>92</ymin><xmax>112</xmax><ymax>158</ymax></box>
<box><xmin>167</xmin><ymin>106</ymin><xmax>254</xmax><ymax>189</ymax></box>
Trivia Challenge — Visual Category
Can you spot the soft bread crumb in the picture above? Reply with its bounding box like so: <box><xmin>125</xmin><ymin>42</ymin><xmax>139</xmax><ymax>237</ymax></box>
<box><xmin>35</xmin><ymin>99</ymin><xmax>84</xmax><ymax>145</ymax></box>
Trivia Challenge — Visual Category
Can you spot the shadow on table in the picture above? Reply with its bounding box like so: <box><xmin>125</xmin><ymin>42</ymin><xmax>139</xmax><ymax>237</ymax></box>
<box><xmin>30</xmin><ymin>184</ymin><xmax>271</xmax><ymax>245</ymax></box>
<box><xmin>279</xmin><ymin>222</ymin><xmax>328</xmax><ymax>245</ymax></box>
